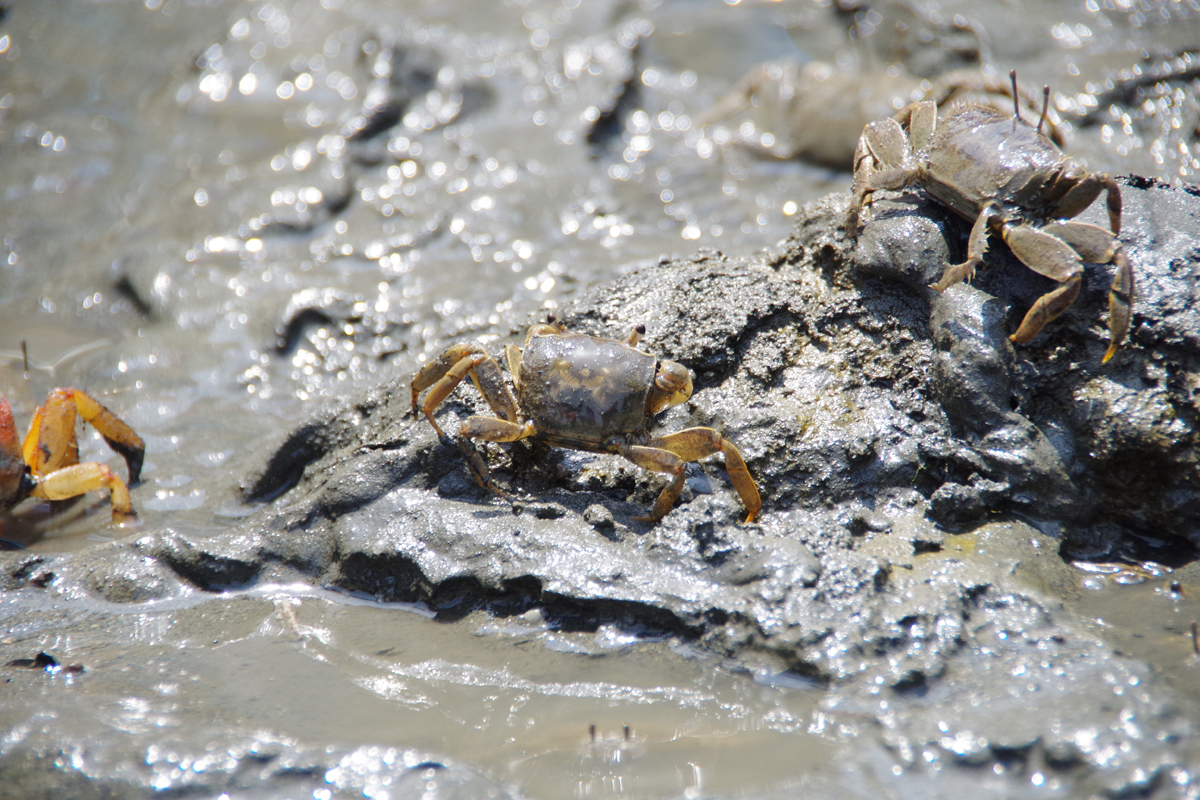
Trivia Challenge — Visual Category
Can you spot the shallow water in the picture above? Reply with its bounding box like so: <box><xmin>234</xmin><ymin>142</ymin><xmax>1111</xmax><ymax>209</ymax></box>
<box><xmin>0</xmin><ymin>583</ymin><xmax>834</xmax><ymax>797</ymax></box>
<box><xmin>2</xmin><ymin>0</ymin><xmax>1199</xmax><ymax>796</ymax></box>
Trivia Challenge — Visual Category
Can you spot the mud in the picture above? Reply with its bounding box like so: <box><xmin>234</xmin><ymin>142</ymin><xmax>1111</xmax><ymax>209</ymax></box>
<box><xmin>6</xmin><ymin>178</ymin><xmax>1200</xmax><ymax>797</ymax></box>
<box><xmin>4</xmin><ymin>0</ymin><xmax>1200</xmax><ymax>797</ymax></box>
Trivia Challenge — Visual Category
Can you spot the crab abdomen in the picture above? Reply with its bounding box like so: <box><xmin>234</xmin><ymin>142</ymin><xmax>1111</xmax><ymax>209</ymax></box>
<box><xmin>518</xmin><ymin>332</ymin><xmax>655</xmax><ymax>445</ymax></box>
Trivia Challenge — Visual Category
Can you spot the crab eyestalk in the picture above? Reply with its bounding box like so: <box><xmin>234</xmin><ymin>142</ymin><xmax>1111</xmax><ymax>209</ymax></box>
<box><xmin>524</xmin><ymin>313</ymin><xmax>567</xmax><ymax>343</ymax></box>
<box><xmin>627</xmin><ymin>323</ymin><xmax>647</xmax><ymax>348</ymax></box>
<box><xmin>647</xmin><ymin>360</ymin><xmax>692</xmax><ymax>415</ymax></box>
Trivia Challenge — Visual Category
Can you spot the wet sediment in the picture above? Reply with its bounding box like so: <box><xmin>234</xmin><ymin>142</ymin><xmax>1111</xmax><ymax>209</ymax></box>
<box><xmin>5</xmin><ymin>178</ymin><xmax>1200</xmax><ymax>797</ymax></box>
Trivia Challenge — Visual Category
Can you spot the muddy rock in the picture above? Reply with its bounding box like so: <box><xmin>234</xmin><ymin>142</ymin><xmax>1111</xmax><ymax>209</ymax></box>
<box><xmin>215</xmin><ymin>181</ymin><xmax>1179</xmax><ymax>792</ymax></box>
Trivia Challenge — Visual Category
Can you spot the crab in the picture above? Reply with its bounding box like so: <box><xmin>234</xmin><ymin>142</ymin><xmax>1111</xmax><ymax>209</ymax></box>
<box><xmin>850</xmin><ymin>74</ymin><xmax>1134</xmax><ymax>362</ymax></box>
<box><xmin>411</xmin><ymin>315</ymin><xmax>761</xmax><ymax>523</ymax></box>
<box><xmin>0</xmin><ymin>388</ymin><xmax>144</xmax><ymax>537</ymax></box>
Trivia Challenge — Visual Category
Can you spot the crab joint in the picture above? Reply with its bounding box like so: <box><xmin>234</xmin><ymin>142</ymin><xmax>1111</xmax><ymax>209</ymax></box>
<box><xmin>30</xmin><ymin>462</ymin><xmax>137</xmax><ymax>523</ymax></box>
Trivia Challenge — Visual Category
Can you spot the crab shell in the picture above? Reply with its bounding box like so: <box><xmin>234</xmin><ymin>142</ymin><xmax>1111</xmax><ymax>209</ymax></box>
<box><xmin>516</xmin><ymin>328</ymin><xmax>691</xmax><ymax>451</ymax></box>
<box><xmin>920</xmin><ymin>105</ymin><xmax>1100</xmax><ymax>223</ymax></box>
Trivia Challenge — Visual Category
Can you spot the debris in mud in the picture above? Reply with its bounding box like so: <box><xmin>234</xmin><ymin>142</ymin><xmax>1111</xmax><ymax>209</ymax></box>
<box><xmin>6</xmin><ymin>651</ymin><xmax>84</xmax><ymax>674</ymax></box>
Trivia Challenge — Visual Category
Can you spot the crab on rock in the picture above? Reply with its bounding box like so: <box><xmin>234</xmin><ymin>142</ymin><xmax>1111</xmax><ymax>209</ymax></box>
<box><xmin>850</xmin><ymin>74</ymin><xmax>1134</xmax><ymax>362</ymax></box>
<box><xmin>411</xmin><ymin>315</ymin><xmax>761</xmax><ymax>523</ymax></box>
<box><xmin>0</xmin><ymin>388</ymin><xmax>144</xmax><ymax>535</ymax></box>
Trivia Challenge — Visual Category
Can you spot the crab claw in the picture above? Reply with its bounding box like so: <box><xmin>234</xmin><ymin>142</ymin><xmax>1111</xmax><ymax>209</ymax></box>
<box><xmin>0</xmin><ymin>399</ymin><xmax>28</xmax><ymax>504</ymax></box>
<box><xmin>647</xmin><ymin>361</ymin><xmax>692</xmax><ymax>415</ymax></box>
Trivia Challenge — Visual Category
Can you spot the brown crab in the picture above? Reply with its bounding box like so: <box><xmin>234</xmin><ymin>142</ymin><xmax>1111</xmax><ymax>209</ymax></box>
<box><xmin>411</xmin><ymin>315</ymin><xmax>761</xmax><ymax>523</ymax></box>
<box><xmin>850</xmin><ymin>74</ymin><xmax>1134</xmax><ymax>362</ymax></box>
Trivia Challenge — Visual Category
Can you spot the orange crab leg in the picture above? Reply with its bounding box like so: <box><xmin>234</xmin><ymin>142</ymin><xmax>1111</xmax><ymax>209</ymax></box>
<box><xmin>619</xmin><ymin>427</ymin><xmax>761</xmax><ymax>524</ymax></box>
<box><xmin>23</xmin><ymin>388</ymin><xmax>144</xmax><ymax>484</ymax></box>
<box><xmin>71</xmin><ymin>389</ymin><xmax>144</xmax><ymax>483</ymax></box>
<box><xmin>20</xmin><ymin>404</ymin><xmax>45</xmax><ymax>475</ymax></box>
<box><xmin>650</xmin><ymin>428</ymin><xmax>761</xmax><ymax>524</ymax></box>
<box><xmin>411</xmin><ymin>344</ymin><xmax>518</xmax><ymax>438</ymax></box>
<box><xmin>29</xmin><ymin>462</ymin><xmax>136</xmax><ymax>523</ymax></box>
<box><xmin>618</xmin><ymin>443</ymin><xmax>687</xmax><ymax>524</ymax></box>
<box><xmin>460</xmin><ymin>416</ymin><xmax>536</xmax><ymax>443</ymax></box>
<box><xmin>24</xmin><ymin>396</ymin><xmax>77</xmax><ymax>478</ymax></box>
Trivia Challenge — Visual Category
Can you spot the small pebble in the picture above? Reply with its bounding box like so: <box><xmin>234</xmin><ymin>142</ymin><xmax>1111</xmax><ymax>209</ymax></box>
<box><xmin>584</xmin><ymin>504</ymin><xmax>615</xmax><ymax>530</ymax></box>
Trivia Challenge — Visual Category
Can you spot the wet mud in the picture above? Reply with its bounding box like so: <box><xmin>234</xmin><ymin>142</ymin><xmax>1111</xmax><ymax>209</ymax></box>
<box><xmin>7</xmin><ymin>178</ymin><xmax>1200</xmax><ymax>797</ymax></box>
<box><xmin>4</xmin><ymin>0</ymin><xmax>1200</xmax><ymax>797</ymax></box>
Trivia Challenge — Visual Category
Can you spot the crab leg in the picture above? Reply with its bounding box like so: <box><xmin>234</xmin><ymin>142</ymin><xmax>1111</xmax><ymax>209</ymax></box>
<box><xmin>1104</xmin><ymin>250</ymin><xmax>1134</xmax><ymax>363</ymax></box>
<box><xmin>651</xmin><ymin>428</ymin><xmax>761</xmax><ymax>523</ymax></box>
<box><xmin>23</xmin><ymin>388</ymin><xmax>144</xmax><ymax>484</ymax></box>
<box><xmin>620</xmin><ymin>427</ymin><xmax>761</xmax><ymax>524</ymax></box>
<box><xmin>931</xmin><ymin>201</ymin><xmax>999</xmax><ymax>291</ymax></box>
<box><xmin>849</xmin><ymin>103</ymin><xmax>937</xmax><ymax>231</ymax></box>
<box><xmin>29</xmin><ymin>462</ymin><xmax>136</xmax><ymax>523</ymax></box>
<box><xmin>1047</xmin><ymin>173</ymin><xmax>1122</xmax><ymax>235</ymax></box>
<box><xmin>1045</xmin><ymin>220</ymin><xmax>1134</xmax><ymax>362</ymax></box>
<box><xmin>21</xmin><ymin>403</ymin><xmax>51</xmax><ymax>475</ymax></box>
<box><xmin>71</xmin><ymin>389</ymin><xmax>144</xmax><ymax>483</ymax></box>
<box><xmin>504</xmin><ymin>345</ymin><xmax>523</xmax><ymax>392</ymax></box>
<box><xmin>849</xmin><ymin>117</ymin><xmax>917</xmax><ymax>230</ymax></box>
<box><xmin>617</xmin><ymin>444</ymin><xmax>686</xmax><ymax>523</ymax></box>
<box><xmin>411</xmin><ymin>344</ymin><xmax>518</xmax><ymax>438</ymax></box>
<box><xmin>895</xmin><ymin>100</ymin><xmax>937</xmax><ymax>153</ymax></box>
<box><xmin>460</xmin><ymin>416</ymin><xmax>536</xmax><ymax>443</ymax></box>
<box><xmin>454</xmin><ymin>437</ymin><xmax>510</xmax><ymax>499</ymax></box>
<box><xmin>1001</xmin><ymin>222</ymin><xmax>1086</xmax><ymax>344</ymax></box>
<box><xmin>1010</xmin><ymin>277</ymin><xmax>1083</xmax><ymax>344</ymax></box>
<box><xmin>451</xmin><ymin>417</ymin><xmax>538</xmax><ymax>498</ymax></box>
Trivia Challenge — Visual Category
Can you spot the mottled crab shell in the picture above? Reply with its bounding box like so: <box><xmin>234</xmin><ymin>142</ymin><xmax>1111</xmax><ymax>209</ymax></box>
<box><xmin>517</xmin><ymin>331</ymin><xmax>655</xmax><ymax>450</ymax></box>
<box><xmin>924</xmin><ymin>105</ymin><xmax>1078</xmax><ymax>220</ymax></box>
